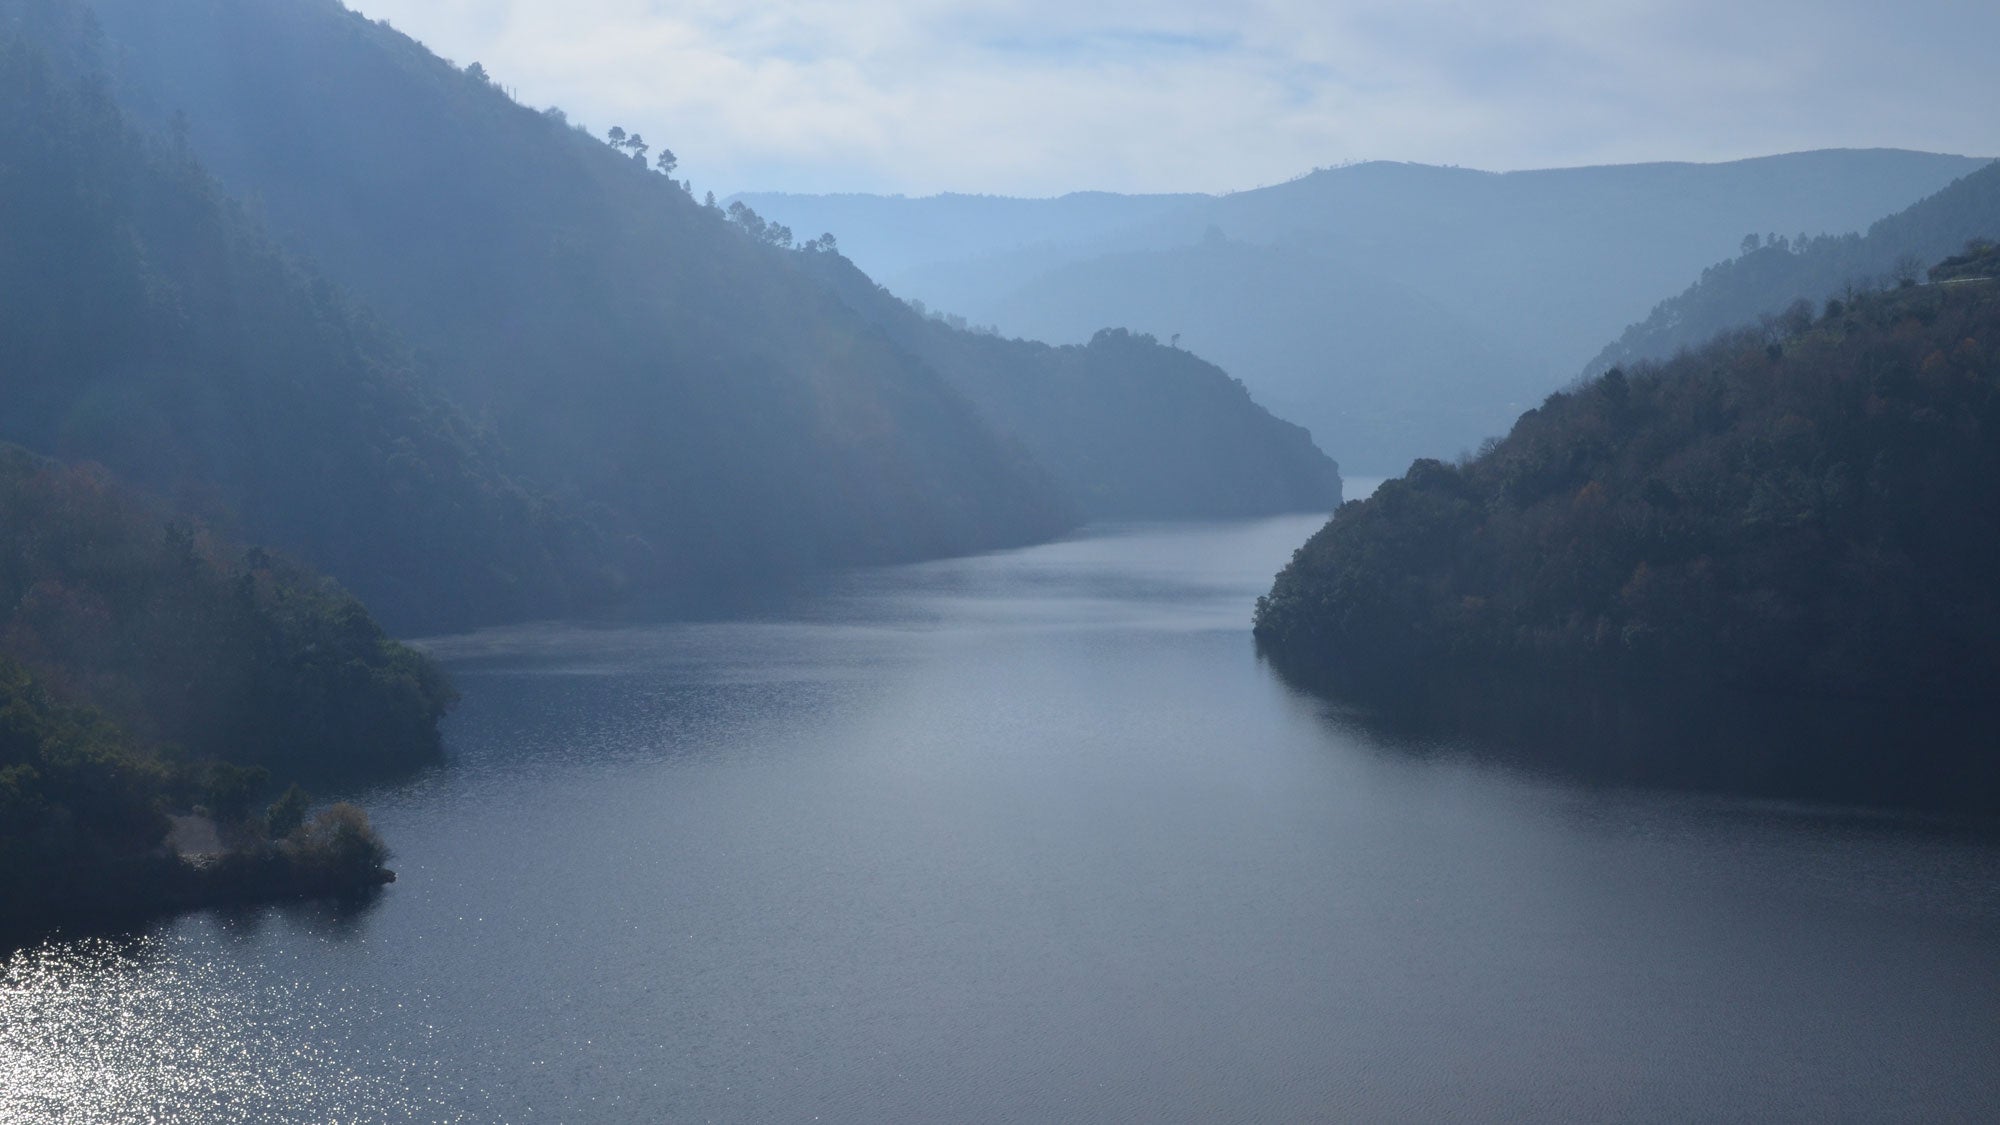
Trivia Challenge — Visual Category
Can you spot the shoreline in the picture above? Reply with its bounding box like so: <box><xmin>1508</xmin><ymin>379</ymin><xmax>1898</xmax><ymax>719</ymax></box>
<box><xmin>3</xmin><ymin>850</ymin><xmax>394</xmax><ymax>953</ymax></box>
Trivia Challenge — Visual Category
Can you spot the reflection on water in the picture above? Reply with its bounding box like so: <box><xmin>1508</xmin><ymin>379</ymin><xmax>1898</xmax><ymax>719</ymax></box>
<box><xmin>5</xmin><ymin>516</ymin><xmax>1999</xmax><ymax>1122</ymax></box>
<box><xmin>0</xmin><ymin>929</ymin><xmax>455</xmax><ymax>1124</ymax></box>
<box><xmin>1266</xmin><ymin>656</ymin><xmax>2000</xmax><ymax>819</ymax></box>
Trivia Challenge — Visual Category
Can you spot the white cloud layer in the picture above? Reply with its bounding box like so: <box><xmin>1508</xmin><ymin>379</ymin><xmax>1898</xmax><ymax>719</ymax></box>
<box><xmin>350</xmin><ymin>0</ymin><xmax>2000</xmax><ymax>196</ymax></box>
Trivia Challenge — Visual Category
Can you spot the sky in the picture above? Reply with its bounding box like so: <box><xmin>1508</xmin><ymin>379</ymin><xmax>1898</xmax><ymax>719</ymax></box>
<box><xmin>350</xmin><ymin>0</ymin><xmax>2000</xmax><ymax>199</ymax></box>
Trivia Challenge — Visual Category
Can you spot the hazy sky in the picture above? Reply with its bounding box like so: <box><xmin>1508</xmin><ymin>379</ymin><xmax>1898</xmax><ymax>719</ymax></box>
<box><xmin>351</xmin><ymin>0</ymin><xmax>1998</xmax><ymax>198</ymax></box>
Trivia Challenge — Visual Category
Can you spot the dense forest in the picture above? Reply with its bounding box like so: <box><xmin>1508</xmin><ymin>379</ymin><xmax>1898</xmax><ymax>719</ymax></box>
<box><xmin>0</xmin><ymin>443</ymin><xmax>453</xmax><ymax>936</ymax></box>
<box><xmin>1591</xmin><ymin>161</ymin><xmax>2000</xmax><ymax>375</ymax></box>
<box><xmin>1255</xmin><ymin>248</ymin><xmax>2000</xmax><ymax>704</ymax></box>
<box><xmin>3</xmin><ymin>0</ymin><xmax>1349</xmax><ymax>623</ymax></box>
<box><xmin>76</xmin><ymin>0</ymin><xmax>1082</xmax><ymax>587</ymax></box>
<box><xmin>0</xmin><ymin>445</ymin><xmax>454</xmax><ymax>775</ymax></box>
<box><xmin>0</xmin><ymin>12</ymin><xmax>623</xmax><ymax>632</ymax></box>
<box><xmin>794</xmin><ymin>248</ymin><xmax>1342</xmax><ymax>517</ymax></box>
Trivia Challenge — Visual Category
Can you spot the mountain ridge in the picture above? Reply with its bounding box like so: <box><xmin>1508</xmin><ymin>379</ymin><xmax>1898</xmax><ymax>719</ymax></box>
<box><xmin>741</xmin><ymin>150</ymin><xmax>1991</xmax><ymax>473</ymax></box>
<box><xmin>1590</xmin><ymin>160</ymin><xmax>2000</xmax><ymax>375</ymax></box>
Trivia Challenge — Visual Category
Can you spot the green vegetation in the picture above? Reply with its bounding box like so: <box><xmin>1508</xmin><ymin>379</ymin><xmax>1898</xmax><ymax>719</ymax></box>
<box><xmin>1929</xmin><ymin>240</ymin><xmax>2000</xmax><ymax>282</ymax></box>
<box><xmin>0</xmin><ymin>657</ymin><xmax>398</xmax><ymax>935</ymax></box>
<box><xmin>1256</xmin><ymin>250</ymin><xmax>2000</xmax><ymax>703</ymax></box>
<box><xmin>0</xmin><ymin>659</ymin><xmax>169</xmax><ymax>883</ymax></box>
<box><xmin>0</xmin><ymin>446</ymin><xmax>455</xmax><ymax>776</ymax></box>
<box><xmin>1592</xmin><ymin>161</ymin><xmax>2000</xmax><ymax>375</ymax></box>
<box><xmin>0</xmin><ymin>442</ymin><xmax>442</xmax><ymax>932</ymax></box>
<box><xmin>0</xmin><ymin>444</ymin><xmax>446</xmax><ymax>937</ymax></box>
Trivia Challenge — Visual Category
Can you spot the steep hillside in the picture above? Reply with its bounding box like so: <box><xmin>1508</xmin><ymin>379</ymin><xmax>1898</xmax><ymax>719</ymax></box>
<box><xmin>747</xmin><ymin>153</ymin><xmax>1989</xmax><ymax>473</ymax></box>
<box><xmin>1256</xmin><ymin>257</ymin><xmax>2000</xmax><ymax>704</ymax></box>
<box><xmin>0</xmin><ymin>443</ymin><xmax>451</xmax><ymax>933</ymax></box>
<box><xmin>796</xmin><ymin>250</ymin><xmax>1342</xmax><ymax>518</ymax></box>
<box><xmin>79</xmin><ymin>0</ymin><xmax>1074</xmax><ymax>591</ymax></box>
<box><xmin>1590</xmin><ymin>161</ymin><xmax>2000</xmax><ymax>373</ymax></box>
<box><xmin>0</xmin><ymin>444</ymin><xmax>454</xmax><ymax>775</ymax></box>
<box><xmin>0</xmin><ymin>18</ymin><xmax>617</xmax><ymax>632</ymax></box>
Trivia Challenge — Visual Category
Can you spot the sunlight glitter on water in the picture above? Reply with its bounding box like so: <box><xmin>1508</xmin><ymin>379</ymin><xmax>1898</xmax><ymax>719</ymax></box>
<box><xmin>0</xmin><ymin>933</ymin><xmax>456</xmax><ymax>1124</ymax></box>
<box><xmin>7</xmin><ymin>517</ymin><xmax>1997</xmax><ymax>1122</ymax></box>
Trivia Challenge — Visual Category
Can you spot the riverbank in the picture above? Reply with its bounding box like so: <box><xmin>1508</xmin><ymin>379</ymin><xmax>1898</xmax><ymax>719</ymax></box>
<box><xmin>3</xmin><ymin>807</ymin><xmax>395</xmax><ymax>951</ymax></box>
<box><xmin>7</xmin><ymin>517</ymin><xmax>2000</xmax><ymax>1121</ymax></box>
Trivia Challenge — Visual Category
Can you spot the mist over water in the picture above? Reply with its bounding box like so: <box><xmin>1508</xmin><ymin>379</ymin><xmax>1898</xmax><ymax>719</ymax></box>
<box><xmin>6</xmin><ymin>517</ymin><xmax>1998</xmax><ymax>1122</ymax></box>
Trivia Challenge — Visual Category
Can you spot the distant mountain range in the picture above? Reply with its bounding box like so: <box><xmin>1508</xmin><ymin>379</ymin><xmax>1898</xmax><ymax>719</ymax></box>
<box><xmin>739</xmin><ymin>151</ymin><xmax>1993</xmax><ymax>474</ymax></box>
<box><xmin>7</xmin><ymin>0</ymin><xmax>1990</xmax><ymax>645</ymax></box>
<box><xmin>1591</xmin><ymin>162</ymin><xmax>2000</xmax><ymax>375</ymax></box>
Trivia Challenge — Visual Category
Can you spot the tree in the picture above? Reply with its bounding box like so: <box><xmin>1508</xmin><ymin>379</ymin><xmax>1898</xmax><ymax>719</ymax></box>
<box><xmin>201</xmin><ymin>762</ymin><xmax>270</xmax><ymax>823</ymax></box>
<box><xmin>465</xmin><ymin>61</ymin><xmax>488</xmax><ymax>84</ymax></box>
<box><xmin>289</xmin><ymin>803</ymin><xmax>390</xmax><ymax>881</ymax></box>
<box><xmin>266</xmin><ymin>783</ymin><xmax>311</xmax><ymax>839</ymax></box>
<box><xmin>655</xmin><ymin>148</ymin><xmax>678</xmax><ymax>177</ymax></box>
<box><xmin>726</xmin><ymin>200</ymin><xmax>768</xmax><ymax>242</ymax></box>
<box><xmin>606</xmin><ymin>125</ymin><xmax>626</xmax><ymax>146</ymax></box>
<box><xmin>721</xmin><ymin>201</ymin><xmax>791</xmax><ymax>248</ymax></box>
<box><xmin>1740</xmin><ymin>233</ymin><xmax>1762</xmax><ymax>256</ymax></box>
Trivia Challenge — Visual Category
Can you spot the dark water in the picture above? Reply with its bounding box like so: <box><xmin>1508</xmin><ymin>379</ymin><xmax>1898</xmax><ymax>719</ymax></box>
<box><xmin>6</xmin><ymin>517</ymin><xmax>1999</xmax><ymax>1123</ymax></box>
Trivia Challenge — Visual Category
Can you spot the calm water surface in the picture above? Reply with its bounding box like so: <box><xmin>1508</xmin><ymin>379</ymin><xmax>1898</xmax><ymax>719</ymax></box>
<box><xmin>5</xmin><ymin>516</ymin><xmax>1999</xmax><ymax>1122</ymax></box>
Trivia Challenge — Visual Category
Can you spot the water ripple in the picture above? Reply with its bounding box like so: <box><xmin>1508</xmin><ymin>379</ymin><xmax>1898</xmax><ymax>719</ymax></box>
<box><xmin>0</xmin><ymin>932</ymin><xmax>460</xmax><ymax>1123</ymax></box>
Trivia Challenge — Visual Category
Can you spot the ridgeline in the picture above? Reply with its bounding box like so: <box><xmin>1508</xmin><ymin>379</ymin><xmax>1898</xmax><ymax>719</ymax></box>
<box><xmin>793</xmin><ymin>248</ymin><xmax>1342</xmax><ymax>518</ymax></box>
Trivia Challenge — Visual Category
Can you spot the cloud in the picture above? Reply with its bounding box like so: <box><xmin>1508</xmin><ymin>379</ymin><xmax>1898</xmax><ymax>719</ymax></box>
<box><xmin>350</xmin><ymin>0</ymin><xmax>2000</xmax><ymax>196</ymax></box>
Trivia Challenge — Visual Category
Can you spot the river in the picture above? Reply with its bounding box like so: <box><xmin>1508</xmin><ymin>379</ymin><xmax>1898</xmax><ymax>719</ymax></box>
<box><xmin>5</xmin><ymin>516</ymin><xmax>1998</xmax><ymax>1122</ymax></box>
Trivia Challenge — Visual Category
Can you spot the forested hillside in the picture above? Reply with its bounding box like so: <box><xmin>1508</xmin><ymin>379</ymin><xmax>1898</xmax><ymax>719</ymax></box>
<box><xmin>77</xmin><ymin>0</ymin><xmax>1075</xmax><ymax>590</ymax></box>
<box><xmin>0</xmin><ymin>444</ymin><xmax>454</xmax><ymax>774</ymax></box>
<box><xmin>1256</xmin><ymin>253</ymin><xmax>2000</xmax><ymax>703</ymax></box>
<box><xmin>795</xmin><ymin>250</ymin><xmax>1341</xmax><ymax>518</ymax></box>
<box><xmin>0</xmin><ymin>16</ymin><xmax>621</xmax><ymax>632</ymax></box>
<box><xmin>1591</xmin><ymin>161</ymin><xmax>2000</xmax><ymax>374</ymax></box>
<box><xmin>0</xmin><ymin>443</ymin><xmax>452</xmax><ymax>933</ymax></box>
